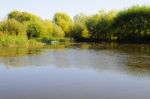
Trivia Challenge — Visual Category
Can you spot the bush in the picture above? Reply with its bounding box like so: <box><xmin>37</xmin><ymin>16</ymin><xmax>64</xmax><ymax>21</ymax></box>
<box><xmin>26</xmin><ymin>21</ymin><xmax>45</xmax><ymax>39</ymax></box>
<box><xmin>0</xmin><ymin>19</ymin><xmax>25</xmax><ymax>35</ymax></box>
<box><xmin>0</xmin><ymin>35</ymin><xmax>27</xmax><ymax>47</ymax></box>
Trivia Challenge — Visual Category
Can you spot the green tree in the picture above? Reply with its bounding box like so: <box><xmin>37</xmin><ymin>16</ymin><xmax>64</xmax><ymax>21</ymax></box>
<box><xmin>8</xmin><ymin>10</ymin><xmax>41</xmax><ymax>23</ymax></box>
<box><xmin>52</xmin><ymin>23</ymin><xmax>65</xmax><ymax>38</ymax></box>
<box><xmin>71</xmin><ymin>14</ymin><xmax>90</xmax><ymax>41</ymax></box>
<box><xmin>86</xmin><ymin>10</ymin><xmax>116</xmax><ymax>42</ymax></box>
<box><xmin>26</xmin><ymin>21</ymin><xmax>45</xmax><ymax>39</ymax></box>
<box><xmin>0</xmin><ymin>19</ymin><xmax>25</xmax><ymax>35</ymax></box>
<box><xmin>53</xmin><ymin>12</ymin><xmax>72</xmax><ymax>36</ymax></box>
<box><xmin>43</xmin><ymin>20</ymin><xmax>54</xmax><ymax>38</ymax></box>
<box><xmin>112</xmin><ymin>5</ymin><xmax>150</xmax><ymax>42</ymax></box>
<box><xmin>86</xmin><ymin>14</ymin><xmax>100</xmax><ymax>41</ymax></box>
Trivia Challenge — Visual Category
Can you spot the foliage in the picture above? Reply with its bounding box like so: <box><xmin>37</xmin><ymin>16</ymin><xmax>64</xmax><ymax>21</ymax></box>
<box><xmin>8</xmin><ymin>10</ymin><xmax>41</xmax><ymax>23</ymax></box>
<box><xmin>53</xmin><ymin>12</ymin><xmax>72</xmax><ymax>36</ymax></box>
<box><xmin>26</xmin><ymin>21</ymin><xmax>46</xmax><ymax>39</ymax></box>
<box><xmin>0</xmin><ymin>19</ymin><xmax>25</xmax><ymax>35</ymax></box>
<box><xmin>71</xmin><ymin>13</ymin><xmax>90</xmax><ymax>41</ymax></box>
<box><xmin>112</xmin><ymin>5</ymin><xmax>150</xmax><ymax>42</ymax></box>
<box><xmin>43</xmin><ymin>20</ymin><xmax>53</xmax><ymax>38</ymax></box>
<box><xmin>0</xmin><ymin>5</ymin><xmax>150</xmax><ymax>48</ymax></box>
<box><xmin>27</xmin><ymin>39</ymin><xmax>45</xmax><ymax>48</ymax></box>
<box><xmin>0</xmin><ymin>35</ymin><xmax>27</xmax><ymax>47</ymax></box>
<box><xmin>52</xmin><ymin>23</ymin><xmax>65</xmax><ymax>38</ymax></box>
<box><xmin>86</xmin><ymin>10</ymin><xmax>117</xmax><ymax>41</ymax></box>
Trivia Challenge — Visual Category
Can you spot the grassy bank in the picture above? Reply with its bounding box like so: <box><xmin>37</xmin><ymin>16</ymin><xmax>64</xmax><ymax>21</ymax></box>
<box><xmin>0</xmin><ymin>35</ymin><xmax>44</xmax><ymax>48</ymax></box>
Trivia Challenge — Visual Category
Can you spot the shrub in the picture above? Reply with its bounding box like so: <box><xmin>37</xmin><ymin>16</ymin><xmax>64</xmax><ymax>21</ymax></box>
<box><xmin>26</xmin><ymin>21</ymin><xmax>45</xmax><ymax>39</ymax></box>
<box><xmin>0</xmin><ymin>19</ymin><xmax>25</xmax><ymax>35</ymax></box>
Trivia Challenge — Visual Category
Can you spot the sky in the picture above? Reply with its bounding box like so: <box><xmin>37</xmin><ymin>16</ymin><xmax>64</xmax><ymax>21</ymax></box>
<box><xmin>0</xmin><ymin>0</ymin><xmax>150</xmax><ymax>20</ymax></box>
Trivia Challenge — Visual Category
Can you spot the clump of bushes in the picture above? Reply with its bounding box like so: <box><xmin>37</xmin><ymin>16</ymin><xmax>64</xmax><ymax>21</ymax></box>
<box><xmin>0</xmin><ymin>35</ymin><xmax>27</xmax><ymax>47</ymax></box>
<box><xmin>0</xmin><ymin>11</ymin><xmax>72</xmax><ymax>47</ymax></box>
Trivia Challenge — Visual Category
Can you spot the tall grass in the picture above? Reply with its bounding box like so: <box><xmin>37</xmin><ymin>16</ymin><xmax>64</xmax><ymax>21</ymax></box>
<box><xmin>27</xmin><ymin>39</ymin><xmax>45</xmax><ymax>48</ymax></box>
<box><xmin>0</xmin><ymin>35</ymin><xmax>27</xmax><ymax>47</ymax></box>
<box><xmin>0</xmin><ymin>35</ymin><xmax>44</xmax><ymax>48</ymax></box>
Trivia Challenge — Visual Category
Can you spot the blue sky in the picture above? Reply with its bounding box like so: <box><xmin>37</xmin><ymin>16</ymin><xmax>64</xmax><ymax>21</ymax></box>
<box><xmin>0</xmin><ymin>0</ymin><xmax>150</xmax><ymax>20</ymax></box>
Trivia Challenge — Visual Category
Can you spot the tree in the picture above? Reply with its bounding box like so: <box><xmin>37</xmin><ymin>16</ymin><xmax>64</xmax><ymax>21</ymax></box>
<box><xmin>26</xmin><ymin>21</ymin><xmax>45</xmax><ymax>39</ymax></box>
<box><xmin>71</xmin><ymin>14</ymin><xmax>90</xmax><ymax>41</ymax></box>
<box><xmin>86</xmin><ymin>10</ymin><xmax>116</xmax><ymax>42</ymax></box>
<box><xmin>41</xmin><ymin>20</ymin><xmax>54</xmax><ymax>39</ymax></box>
<box><xmin>53</xmin><ymin>12</ymin><xmax>72</xmax><ymax>36</ymax></box>
<box><xmin>8</xmin><ymin>10</ymin><xmax>41</xmax><ymax>23</ymax></box>
<box><xmin>112</xmin><ymin>5</ymin><xmax>150</xmax><ymax>42</ymax></box>
<box><xmin>52</xmin><ymin>23</ymin><xmax>65</xmax><ymax>38</ymax></box>
<box><xmin>0</xmin><ymin>19</ymin><xmax>25</xmax><ymax>35</ymax></box>
<box><xmin>86</xmin><ymin>14</ymin><xmax>100</xmax><ymax>41</ymax></box>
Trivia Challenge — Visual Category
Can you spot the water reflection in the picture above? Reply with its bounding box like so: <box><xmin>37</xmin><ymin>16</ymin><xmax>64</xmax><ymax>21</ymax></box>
<box><xmin>0</xmin><ymin>43</ymin><xmax>149</xmax><ymax>76</ymax></box>
<box><xmin>0</xmin><ymin>47</ymin><xmax>42</xmax><ymax>57</ymax></box>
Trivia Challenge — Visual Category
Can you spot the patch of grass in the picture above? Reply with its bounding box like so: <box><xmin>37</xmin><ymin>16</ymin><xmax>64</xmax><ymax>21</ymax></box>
<box><xmin>0</xmin><ymin>35</ymin><xmax>28</xmax><ymax>47</ymax></box>
<box><xmin>27</xmin><ymin>39</ymin><xmax>45</xmax><ymax>48</ymax></box>
<box><xmin>0</xmin><ymin>35</ymin><xmax>45</xmax><ymax>48</ymax></box>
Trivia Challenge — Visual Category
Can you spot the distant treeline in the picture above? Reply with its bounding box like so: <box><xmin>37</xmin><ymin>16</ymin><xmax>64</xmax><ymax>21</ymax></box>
<box><xmin>0</xmin><ymin>5</ymin><xmax>149</xmax><ymax>47</ymax></box>
<box><xmin>72</xmin><ymin>5</ymin><xmax>150</xmax><ymax>43</ymax></box>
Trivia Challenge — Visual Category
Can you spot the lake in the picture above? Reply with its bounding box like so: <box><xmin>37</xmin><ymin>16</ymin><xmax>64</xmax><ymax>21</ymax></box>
<box><xmin>0</xmin><ymin>43</ymin><xmax>150</xmax><ymax>99</ymax></box>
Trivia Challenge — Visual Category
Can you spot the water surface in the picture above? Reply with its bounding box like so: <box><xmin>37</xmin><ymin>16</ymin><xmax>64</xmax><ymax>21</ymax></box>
<box><xmin>0</xmin><ymin>43</ymin><xmax>150</xmax><ymax>99</ymax></box>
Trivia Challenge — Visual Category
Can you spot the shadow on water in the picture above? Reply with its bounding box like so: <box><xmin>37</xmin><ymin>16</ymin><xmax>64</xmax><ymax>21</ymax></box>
<box><xmin>0</xmin><ymin>43</ymin><xmax>149</xmax><ymax>77</ymax></box>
